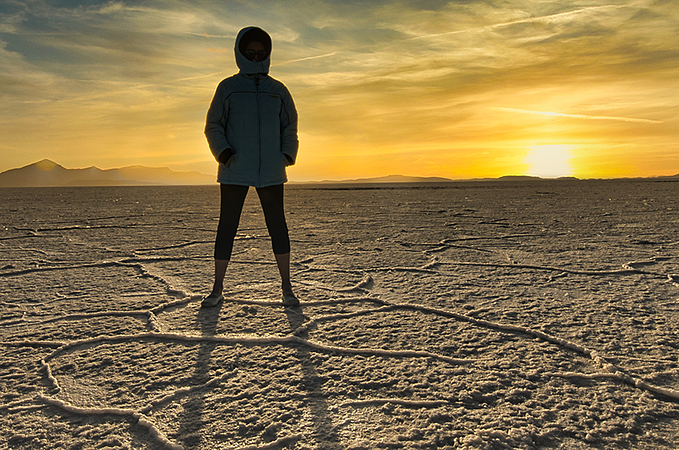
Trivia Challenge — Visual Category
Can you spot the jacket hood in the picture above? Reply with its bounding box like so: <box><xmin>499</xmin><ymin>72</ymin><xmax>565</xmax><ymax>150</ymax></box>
<box><xmin>235</xmin><ymin>27</ymin><xmax>271</xmax><ymax>75</ymax></box>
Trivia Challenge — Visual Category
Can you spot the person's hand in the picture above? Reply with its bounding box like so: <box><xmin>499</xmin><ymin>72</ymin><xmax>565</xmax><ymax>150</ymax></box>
<box><xmin>218</xmin><ymin>148</ymin><xmax>235</xmax><ymax>167</ymax></box>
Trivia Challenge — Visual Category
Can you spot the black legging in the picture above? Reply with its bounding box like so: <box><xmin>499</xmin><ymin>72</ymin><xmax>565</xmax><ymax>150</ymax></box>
<box><xmin>214</xmin><ymin>183</ymin><xmax>290</xmax><ymax>260</ymax></box>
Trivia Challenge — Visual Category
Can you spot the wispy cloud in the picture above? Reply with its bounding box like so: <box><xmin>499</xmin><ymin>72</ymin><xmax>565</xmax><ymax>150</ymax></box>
<box><xmin>406</xmin><ymin>4</ymin><xmax>631</xmax><ymax>41</ymax></box>
<box><xmin>275</xmin><ymin>52</ymin><xmax>338</xmax><ymax>66</ymax></box>
<box><xmin>492</xmin><ymin>107</ymin><xmax>663</xmax><ymax>124</ymax></box>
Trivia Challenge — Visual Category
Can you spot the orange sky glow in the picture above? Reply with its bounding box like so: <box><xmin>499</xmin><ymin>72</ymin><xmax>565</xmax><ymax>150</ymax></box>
<box><xmin>1</xmin><ymin>0</ymin><xmax>677</xmax><ymax>180</ymax></box>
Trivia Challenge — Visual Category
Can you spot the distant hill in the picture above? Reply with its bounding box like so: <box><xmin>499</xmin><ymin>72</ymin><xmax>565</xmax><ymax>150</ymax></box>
<box><xmin>3</xmin><ymin>161</ymin><xmax>677</xmax><ymax>188</ymax></box>
<box><xmin>315</xmin><ymin>174</ymin><xmax>455</xmax><ymax>184</ymax></box>
<box><xmin>0</xmin><ymin>160</ymin><xmax>215</xmax><ymax>187</ymax></box>
<box><xmin>310</xmin><ymin>174</ymin><xmax>582</xmax><ymax>184</ymax></box>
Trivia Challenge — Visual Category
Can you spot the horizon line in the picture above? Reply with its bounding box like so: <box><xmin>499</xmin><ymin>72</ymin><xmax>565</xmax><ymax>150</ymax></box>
<box><xmin>1</xmin><ymin>159</ymin><xmax>678</xmax><ymax>185</ymax></box>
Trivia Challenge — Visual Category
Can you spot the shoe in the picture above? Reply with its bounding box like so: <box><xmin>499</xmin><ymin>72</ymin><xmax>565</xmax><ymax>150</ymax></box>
<box><xmin>282</xmin><ymin>291</ymin><xmax>299</xmax><ymax>306</ymax></box>
<box><xmin>201</xmin><ymin>293</ymin><xmax>224</xmax><ymax>308</ymax></box>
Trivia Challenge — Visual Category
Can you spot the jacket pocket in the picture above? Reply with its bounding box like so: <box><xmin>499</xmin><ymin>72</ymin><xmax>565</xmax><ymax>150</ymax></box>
<box><xmin>282</xmin><ymin>152</ymin><xmax>293</xmax><ymax>166</ymax></box>
<box><xmin>224</xmin><ymin>153</ymin><xmax>237</xmax><ymax>169</ymax></box>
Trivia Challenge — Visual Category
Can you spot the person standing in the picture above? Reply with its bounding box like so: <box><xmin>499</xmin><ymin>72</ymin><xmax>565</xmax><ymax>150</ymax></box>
<box><xmin>203</xmin><ymin>26</ymin><xmax>299</xmax><ymax>307</ymax></box>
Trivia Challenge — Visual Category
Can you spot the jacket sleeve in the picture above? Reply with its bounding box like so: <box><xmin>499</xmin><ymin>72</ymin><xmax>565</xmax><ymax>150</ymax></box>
<box><xmin>204</xmin><ymin>81</ymin><xmax>232</xmax><ymax>162</ymax></box>
<box><xmin>279</xmin><ymin>87</ymin><xmax>299</xmax><ymax>165</ymax></box>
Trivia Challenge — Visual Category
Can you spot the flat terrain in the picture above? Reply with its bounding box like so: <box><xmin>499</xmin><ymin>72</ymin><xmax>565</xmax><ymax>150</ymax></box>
<box><xmin>1</xmin><ymin>180</ymin><xmax>678</xmax><ymax>449</ymax></box>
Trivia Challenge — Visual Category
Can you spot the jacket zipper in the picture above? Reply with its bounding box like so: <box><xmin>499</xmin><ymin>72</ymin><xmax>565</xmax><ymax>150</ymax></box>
<box><xmin>255</xmin><ymin>76</ymin><xmax>261</xmax><ymax>186</ymax></box>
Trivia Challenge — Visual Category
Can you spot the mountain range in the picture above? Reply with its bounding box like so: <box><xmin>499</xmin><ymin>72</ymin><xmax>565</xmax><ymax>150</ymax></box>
<box><xmin>0</xmin><ymin>160</ymin><xmax>215</xmax><ymax>187</ymax></box>
<box><xmin>1</xmin><ymin>160</ymin><xmax>678</xmax><ymax>187</ymax></box>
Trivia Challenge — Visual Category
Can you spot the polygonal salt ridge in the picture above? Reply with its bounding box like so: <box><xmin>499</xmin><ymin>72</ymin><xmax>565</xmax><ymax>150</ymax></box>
<box><xmin>4</xmin><ymin>242</ymin><xmax>679</xmax><ymax>449</ymax></box>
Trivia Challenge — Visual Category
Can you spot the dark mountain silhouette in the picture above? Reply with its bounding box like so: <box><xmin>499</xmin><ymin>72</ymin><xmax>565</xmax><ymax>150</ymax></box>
<box><xmin>0</xmin><ymin>160</ymin><xmax>215</xmax><ymax>187</ymax></box>
<box><xmin>2</xmin><ymin>160</ymin><xmax>677</xmax><ymax>188</ymax></box>
<box><xmin>316</xmin><ymin>174</ymin><xmax>455</xmax><ymax>183</ymax></box>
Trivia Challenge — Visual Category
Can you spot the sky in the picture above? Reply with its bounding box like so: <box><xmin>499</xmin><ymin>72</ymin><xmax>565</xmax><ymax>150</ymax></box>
<box><xmin>1</xmin><ymin>0</ymin><xmax>678</xmax><ymax>181</ymax></box>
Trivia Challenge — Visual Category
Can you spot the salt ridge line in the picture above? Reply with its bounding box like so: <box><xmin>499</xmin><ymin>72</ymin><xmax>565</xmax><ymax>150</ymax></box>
<box><xmin>10</xmin><ymin>279</ymin><xmax>679</xmax><ymax>403</ymax></box>
<box><xmin>88</xmin><ymin>288</ymin><xmax>679</xmax><ymax>402</ymax></box>
<box><xmin>420</xmin><ymin>235</ymin><xmax>550</xmax><ymax>252</ymax></box>
<box><xmin>124</xmin><ymin>261</ymin><xmax>192</xmax><ymax>298</ymax></box>
<box><xmin>293</xmin><ymin>266</ymin><xmax>366</xmax><ymax>276</ymax></box>
<box><xmin>3</xmin><ymin>340</ymin><xmax>65</xmax><ymax>348</ymax></box>
<box><xmin>230</xmin><ymin>296</ymin><xmax>384</xmax><ymax>308</ymax></box>
<box><xmin>291</xmin><ymin>275</ymin><xmax>679</xmax><ymax>403</ymax></box>
<box><xmin>367</xmin><ymin>266</ymin><xmax>438</xmax><ymax>274</ymax></box>
<box><xmin>0</xmin><ymin>252</ymin><xmax>313</xmax><ymax>292</ymax></box>
<box><xmin>32</xmin><ymin>224</ymin><xmax>144</xmax><ymax>232</ymax></box>
<box><xmin>294</xmin><ymin>264</ymin><xmax>679</xmax><ymax>401</ymax></box>
<box><xmin>140</xmin><ymin>368</ymin><xmax>239</xmax><ymax>414</ymax></box>
<box><xmin>134</xmin><ymin>239</ymin><xmax>213</xmax><ymax>252</ymax></box>
<box><xmin>20</xmin><ymin>286</ymin><xmax>452</xmax><ymax>392</ymax></box>
<box><xmin>297</xmin><ymin>304</ymin><xmax>398</xmax><ymax>331</ymax></box>
<box><xmin>37</xmin><ymin>331</ymin><xmax>473</xmax><ymax>366</ymax></box>
<box><xmin>41</xmin><ymin>359</ymin><xmax>61</xmax><ymax>393</ymax></box>
<box><xmin>334</xmin><ymin>273</ymin><xmax>374</xmax><ymax>292</ymax></box>
<box><xmin>0</xmin><ymin>262</ymin><xmax>199</xmax><ymax>330</ymax></box>
<box><xmin>0</xmin><ymin>256</ymin><xmax>203</xmax><ymax>278</ymax></box>
<box><xmin>7</xmin><ymin>347</ymin><xmax>264</xmax><ymax>448</ymax></box>
<box><xmin>428</xmin><ymin>243</ymin><xmax>496</xmax><ymax>254</ymax></box>
<box><xmin>36</xmin><ymin>394</ymin><xmax>183</xmax><ymax>450</ymax></box>
<box><xmin>287</xmin><ymin>293</ymin><xmax>679</xmax><ymax>402</ymax></box>
<box><xmin>14</xmin><ymin>293</ymin><xmax>677</xmax><ymax>408</ymax></box>
<box><xmin>26</xmin><ymin>319</ymin><xmax>472</xmax><ymax>446</ymax></box>
<box><xmin>0</xmin><ymin>233</ymin><xmax>42</xmax><ymax>242</ymax></box>
<box><xmin>0</xmin><ymin>297</ymin><xmax>199</xmax><ymax>330</ymax></box>
<box><xmin>1</xmin><ymin>293</ymin><xmax>378</xmax><ymax>330</ymax></box>
<box><xmin>336</xmin><ymin>398</ymin><xmax>450</xmax><ymax>408</ymax></box>
<box><xmin>385</xmin><ymin>301</ymin><xmax>679</xmax><ymax>402</ymax></box>
<box><xmin>5</xmin><ymin>310</ymin><xmax>150</xmax><ymax>326</ymax></box>
<box><xmin>234</xmin><ymin>434</ymin><xmax>303</xmax><ymax>450</ymax></box>
<box><xmin>439</xmin><ymin>259</ymin><xmax>671</xmax><ymax>278</ymax></box>
<box><xmin>0</xmin><ymin>398</ymin><xmax>43</xmax><ymax>411</ymax></box>
<box><xmin>302</xmin><ymin>292</ymin><xmax>679</xmax><ymax>401</ymax></box>
<box><xmin>296</xmin><ymin>254</ymin><xmax>678</xmax><ymax>282</ymax></box>
<box><xmin>434</xmin><ymin>235</ymin><xmax>672</xmax><ymax>246</ymax></box>
<box><xmin>295</xmin><ymin>273</ymin><xmax>374</xmax><ymax>293</ymax></box>
<box><xmin>147</xmin><ymin>311</ymin><xmax>163</xmax><ymax>332</ymax></box>
<box><xmin>102</xmin><ymin>299</ymin><xmax>679</xmax><ymax>408</ymax></box>
<box><xmin>21</xmin><ymin>245</ymin><xmax>649</xmax><ymax>282</ymax></box>
<box><xmin>12</xmin><ymin>222</ymin><xmax>208</xmax><ymax>233</ymax></box>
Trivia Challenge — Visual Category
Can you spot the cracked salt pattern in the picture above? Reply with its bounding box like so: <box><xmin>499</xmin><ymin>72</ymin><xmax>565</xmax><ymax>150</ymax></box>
<box><xmin>1</xmin><ymin>181</ymin><xmax>678</xmax><ymax>449</ymax></box>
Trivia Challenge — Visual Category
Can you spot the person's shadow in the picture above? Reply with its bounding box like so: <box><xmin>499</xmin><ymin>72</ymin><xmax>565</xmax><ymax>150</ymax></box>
<box><xmin>285</xmin><ymin>305</ymin><xmax>342</xmax><ymax>449</ymax></box>
<box><xmin>176</xmin><ymin>302</ymin><xmax>224</xmax><ymax>448</ymax></box>
<box><xmin>175</xmin><ymin>301</ymin><xmax>342</xmax><ymax>448</ymax></box>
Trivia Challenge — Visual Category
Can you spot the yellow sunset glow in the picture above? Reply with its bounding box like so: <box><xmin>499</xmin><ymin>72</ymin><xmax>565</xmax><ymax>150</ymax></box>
<box><xmin>524</xmin><ymin>145</ymin><xmax>573</xmax><ymax>178</ymax></box>
<box><xmin>0</xmin><ymin>1</ymin><xmax>678</xmax><ymax>180</ymax></box>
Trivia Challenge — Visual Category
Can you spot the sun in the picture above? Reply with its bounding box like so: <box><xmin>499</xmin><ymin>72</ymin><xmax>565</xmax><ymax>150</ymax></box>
<box><xmin>524</xmin><ymin>145</ymin><xmax>574</xmax><ymax>178</ymax></box>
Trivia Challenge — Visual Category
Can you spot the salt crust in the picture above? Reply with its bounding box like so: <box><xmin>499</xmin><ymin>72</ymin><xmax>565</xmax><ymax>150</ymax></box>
<box><xmin>2</xmin><ymin>255</ymin><xmax>678</xmax><ymax>448</ymax></box>
<box><xmin>2</xmin><ymin>183</ymin><xmax>679</xmax><ymax>449</ymax></box>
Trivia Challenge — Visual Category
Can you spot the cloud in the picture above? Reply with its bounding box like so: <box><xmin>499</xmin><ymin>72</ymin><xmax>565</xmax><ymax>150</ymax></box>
<box><xmin>405</xmin><ymin>4</ymin><xmax>631</xmax><ymax>41</ymax></box>
<box><xmin>492</xmin><ymin>107</ymin><xmax>663</xmax><ymax>124</ymax></box>
<box><xmin>275</xmin><ymin>51</ymin><xmax>338</xmax><ymax>66</ymax></box>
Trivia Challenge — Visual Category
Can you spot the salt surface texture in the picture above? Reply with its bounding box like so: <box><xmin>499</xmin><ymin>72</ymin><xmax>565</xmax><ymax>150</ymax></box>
<box><xmin>1</xmin><ymin>180</ymin><xmax>678</xmax><ymax>449</ymax></box>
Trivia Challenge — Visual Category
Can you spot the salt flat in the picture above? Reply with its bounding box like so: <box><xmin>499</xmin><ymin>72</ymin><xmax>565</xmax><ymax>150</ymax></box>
<box><xmin>1</xmin><ymin>180</ymin><xmax>678</xmax><ymax>449</ymax></box>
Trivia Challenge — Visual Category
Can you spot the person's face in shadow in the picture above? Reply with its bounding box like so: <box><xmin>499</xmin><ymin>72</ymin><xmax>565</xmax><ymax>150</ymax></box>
<box><xmin>244</xmin><ymin>41</ymin><xmax>268</xmax><ymax>62</ymax></box>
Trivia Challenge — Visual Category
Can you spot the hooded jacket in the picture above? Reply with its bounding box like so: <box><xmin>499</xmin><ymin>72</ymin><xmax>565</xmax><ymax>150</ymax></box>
<box><xmin>205</xmin><ymin>27</ymin><xmax>299</xmax><ymax>188</ymax></box>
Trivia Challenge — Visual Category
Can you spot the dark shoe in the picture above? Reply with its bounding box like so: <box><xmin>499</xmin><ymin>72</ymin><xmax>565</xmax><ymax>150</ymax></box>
<box><xmin>282</xmin><ymin>291</ymin><xmax>299</xmax><ymax>306</ymax></box>
<box><xmin>201</xmin><ymin>293</ymin><xmax>224</xmax><ymax>308</ymax></box>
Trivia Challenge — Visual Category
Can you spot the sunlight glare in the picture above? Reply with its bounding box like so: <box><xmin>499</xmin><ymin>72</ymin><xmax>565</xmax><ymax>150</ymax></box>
<box><xmin>525</xmin><ymin>145</ymin><xmax>574</xmax><ymax>178</ymax></box>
